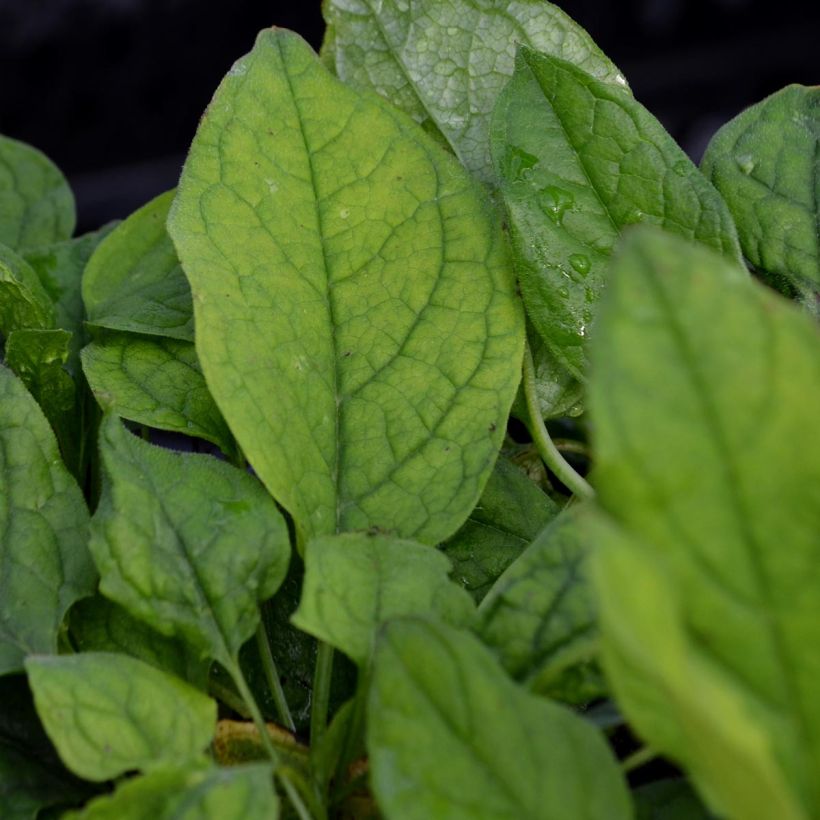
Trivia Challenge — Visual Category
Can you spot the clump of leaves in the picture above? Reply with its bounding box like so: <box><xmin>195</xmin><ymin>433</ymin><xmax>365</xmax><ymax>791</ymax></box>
<box><xmin>0</xmin><ymin>3</ymin><xmax>817</xmax><ymax>819</ymax></box>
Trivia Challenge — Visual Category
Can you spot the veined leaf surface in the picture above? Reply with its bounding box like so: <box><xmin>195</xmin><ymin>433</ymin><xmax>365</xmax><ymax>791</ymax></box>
<box><xmin>169</xmin><ymin>30</ymin><xmax>523</xmax><ymax>543</ymax></box>
<box><xmin>702</xmin><ymin>84</ymin><xmax>820</xmax><ymax>292</ymax></box>
<box><xmin>367</xmin><ymin>618</ymin><xmax>631</xmax><ymax>820</ymax></box>
<box><xmin>0</xmin><ymin>242</ymin><xmax>55</xmax><ymax>333</ymax></box>
<box><xmin>322</xmin><ymin>0</ymin><xmax>626</xmax><ymax>182</ymax></box>
<box><xmin>491</xmin><ymin>48</ymin><xmax>743</xmax><ymax>379</ymax></box>
<box><xmin>0</xmin><ymin>365</ymin><xmax>95</xmax><ymax>674</ymax></box>
<box><xmin>589</xmin><ymin>229</ymin><xmax>820</xmax><ymax>819</ymax></box>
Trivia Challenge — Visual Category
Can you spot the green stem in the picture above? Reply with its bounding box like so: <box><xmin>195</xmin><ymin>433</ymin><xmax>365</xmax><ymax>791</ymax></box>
<box><xmin>255</xmin><ymin>621</ymin><xmax>295</xmax><ymax>731</ymax></box>
<box><xmin>621</xmin><ymin>745</ymin><xmax>658</xmax><ymax>774</ymax></box>
<box><xmin>522</xmin><ymin>343</ymin><xmax>595</xmax><ymax>500</ymax></box>
<box><xmin>231</xmin><ymin>664</ymin><xmax>314</xmax><ymax>820</ymax></box>
<box><xmin>310</xmin><ymin>641</ymin><xmax>334</xmax><ymax>746</ymax></box>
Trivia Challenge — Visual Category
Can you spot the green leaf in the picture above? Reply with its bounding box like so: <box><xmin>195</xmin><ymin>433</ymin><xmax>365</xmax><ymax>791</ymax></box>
<box><xmin>0</xmin><ymin>135</ymin><xmax>75</xmax><ymax>252</ymax></box>
<box><xmin>71</xmin><ymin>595</ymin><xmax>210</xmax><ymax>690</ymax></box>
<box><xmin>169</xmin><ymin>30</ymin><xmax>524</xmax><ymax>544</ymax></box>
<box><xmin>0</xmin><ymin>364</ymin><xmax>95</xmax><ymax>674</ymax></box>
<box><xmin>292</xmin><ymin>533</ymin><xmax>474</xmax><ymax>665</ymax></box>
<box><xmin>90</xmin><ymin>414</ymin><xmax>290</xmax><ymax>671</ymax></box>
<box><xmin>634</xmin><ymin>779</ymin><xmax>715</xmax><ymax>820</ymax></box>
<box><xmin>82</xmin><ymin>331</ymin><xmax>236</xmax><ymax>456</ymax></box>
<box><xmin>491</xmin><ymin>47</ymin><xmax>743</xmax><ymax>380</ymax></box>
<box><xmin>82</xmin><ymin>191</ymin><xmax>193</xmax><ymax>340</ymax></box>
<box><xmin>478</xmin><ymin>507</ymin><xmax>604</xmax><ymax>703</ymax></box>
<box><xmin>441</xmin><ymin>456</ymin><xmax>559</xmax><ymax>602</ymax></box>
<box><xmin>63</xmin><ymin>764</ymin><xmax>279</xmax><ymax>820</ymax></box>
<box><xmin>367</xmin><ymin>618</ymin><xmax>632</xmax><ymax>820</ymax></box>
<box><xmin>589</xmin><ymin>228</ymin><xmax>820</xmax><ymax>819</ymax></box>
<box><xmin>322</xmin><ymin>0</ymin><xmax>627</xmax><ymax>183</ymax></box>
<box><xmin>702</xmin><ymin>84</ymin><xmax>819</xmax><ymax>293</ymax></box>
<box><xmin>0</xmin><ymin>241</ymin><xmax>55</xmax><ymax>333</ymax></box>
<box><xmin>25</xmin><ymin>652</ymin><xmax>215</xmax><ymax>782</ymax></box>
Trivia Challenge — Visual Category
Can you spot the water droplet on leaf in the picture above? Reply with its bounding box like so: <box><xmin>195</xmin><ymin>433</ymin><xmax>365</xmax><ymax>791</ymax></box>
<box><xmin>505</xmin><ymin>146</ymin><xmax>539</xmax><ymax>181</ymax></box>
<box><xmin>735</xmin><ymin>154</ymin><xmax>756</xmax><ymax>175</ymax></box>
<box><xmin>538</xmin><ymin>186</ymin><xmax>574</xmax><ymax>225</ymax></box>
<box><xmin>568</xmin><ymin>254</ymin><xmax>590</xmax><ymax>276</ymax></box>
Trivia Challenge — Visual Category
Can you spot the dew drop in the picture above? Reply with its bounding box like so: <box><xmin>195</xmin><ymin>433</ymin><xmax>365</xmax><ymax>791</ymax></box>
<box><xmin>557</xmin><ymin>285</ymin><xmax>570</xmax><ymax>298</ymax></box>
<box><xmin>568</xmin><ymin>253</ymin><xmax>590</xmax><ymax>276</ymax></box>
<box><xmin>506</xmin><ymin>146</ymin><xmax>539</xmax><ymax>182</ymax></box>
<box><xmin>735</xmin><ymin>153</ymin><xmax>756</xmax><ymax>175</ymax></box>
<box><xmin>538</xmin><ymin>186</ymin><xmax>574</xmax><ymax>225</ymax></box>
<box><xmin>584</xmin><ymin>287</ymin><xmax>595</xmax><ymax>303</ymax></box>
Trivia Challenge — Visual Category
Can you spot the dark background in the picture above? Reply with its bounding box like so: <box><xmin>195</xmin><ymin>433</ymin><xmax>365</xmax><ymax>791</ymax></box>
<box><xmin>1</xmin><ymin>0</ymin><xmax>817</xmax><ymax>233</ymax></box>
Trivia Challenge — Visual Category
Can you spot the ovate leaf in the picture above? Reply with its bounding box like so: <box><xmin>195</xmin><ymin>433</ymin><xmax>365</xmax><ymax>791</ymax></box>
<box><xmin>82</xmin><ymin>331</ymin><xmax>236</xmax><ymax>456</ymax></box>
<box><xmin>702</xmin><ymin>84</ymin><xmax>820</xmax><ymax>293</ymax></box>
<box><xmin>478</xmin><ymin>507</ymin><xmax>604</xmax><ymax>703</ymax></box>
<box><xmin>491</xmin><ymin>48</ymin><xmax>743</xmax><ymax>379</ymax></box>
<box><xmin>71</xmin><ymin>595</ymin><xmax>210</xmax><ymax>690</ymax></box>
<box><xmin>367</xmin><ymin>618</ymin><xmax>631</xmax><ymax>820</ymax></box>
<box><xmin>292</xmin><ymin>533</ymin><xmax>474</xmax><ymax>664</ymax></box>
<box><xmin>90</xmin><ymin>415</ymin><xmax>290</xmax><ymax>671</ymax></box>
<box><xmin>0</xmin><ymin>135</ymin><xmax>75</xmax><ymax>252</ymax></box>
<box><xmin>441</xmin><ymin>456</ymin><xmax>559</xmax><ymax>602</ymax></box>
<box><xmin>590</xmin><ymin>228</ymin><xmax>820</xmax><ymax>819</ymax></box>
<box><xmin>169</xmin><ymin>30</ymin><xmax>523</xmax><ymax>543</ymax></box>
<box><xmin>82</xmin><ymin>191</ymin><xmax>193</xmax><ymax>340</ymax></box>
<box><xmin>322</xmin><ymin>0</ymin><xmax>627</xmax><ymax>182</ymax></box>
<box><xmin>0</xmin><ymin>365</ymin><xmax>95</xmax><ymax>674</ymax></box>
<box><xmin>26</xmin><ymin>653</ymin><xmax>215</xmax><ymax>782</ymax></box>
<box><xmin>63</xmin><ymin>764</ymin><xmax>278</xmax><ymax>820</ymax></box>
<box><xmin>0</xmin><ymin>242</ymin><xmax>55</xmax><ymax>333</ymax></box>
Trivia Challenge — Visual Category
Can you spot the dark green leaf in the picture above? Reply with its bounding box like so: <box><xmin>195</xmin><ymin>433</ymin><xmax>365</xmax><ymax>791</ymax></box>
<box><xmin>590</xmin><ymin>228</ymin><xmax>820</xmax><ymax>819</ymax></box>
<box><xmin>441</xmin><ymin>456</ymin><xmax>559</xmax><ymax>602</ymax></box>
<box><xmin>0</xmin><ymin>365</ymin><xmax>95</xmax><ymax>674</ymax></box>
<box><xmin>292</xmin><ymin>532</ymin><xmax>475</xmax><ymax>665</ymax></box>
<box><xmin>478</xmin><ymin>507</ymin><xmax>604</xmax><ymax>703</ymax></box>
<box><xmin>90</xmin><ymin>415</ymin><xmax>290</xmax><ymax>671</ymax></box>
<box><xmin>0</xmin><ymin>242</ymin><xmax>55</xmax><ymax>333</ymax></box>
<box><xmin>634</xmin><ymin>779</ymin><xmax>715</xmax><ymax>820</ymax></box>
<box><xmin>491</xmin><ymin>47</ymin><xmax>743</xmax><ymax>380</ymax></box>
<box><xmin>82</xmin><ymin>191</ymin><xmax>193</xmax><ymax>341</ymax></box>
<box><xmin>367</xmin><ymin>618</ymin><xmax>632</xmax><ymax>820</ymax></box>
<box><xmin>322</xmin><ymin>0</ymin><xmax>627</xmax><ymax>182</ymax></box>
<box><xmin>0</xmin><ymin>135</ymin><xmax>75</xmax><ymax>252</ymax></box>
<box><xmin>169</xmin><ymin>30</ymin><xmax>524</xmax><ymax>544</ymax></box>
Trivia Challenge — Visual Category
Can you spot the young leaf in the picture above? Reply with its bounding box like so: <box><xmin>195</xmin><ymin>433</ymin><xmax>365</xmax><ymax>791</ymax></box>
<box><xmin>90</xmin><ymin>414</ymin><xmax>290</xmax><ymax>672</ymax></box>
<box><xmin>82</xmin><ymin>191</ymin><xmax>193</xmax><ymax>340</ymax></box>
<box><xmin>491</xmin><ymin>48</ymin><xmax>743</xmax><ymax>379</ymax></box>
<box><xmin>589</xmin><ymin>228</ymin><xmax>820</xmax><ymax>819</ymax></box>
<box><xmin>0</xmin><ymin>365</ymin><xmax>95</xmax><ymax>675</ymax></box>
<box><xmin>169</xmin><ymin>30</ymin><xmax>524</xmax><ymax>544</ymax></box>
<box><xmin>701</xmin><ymin>84</ymin><xmax>820</xmax><ymax>292</ymax></box>
<box><xmin>367</xmin><ymin>618</ymin><xmax>632</xmax><ymax>820</ymax></box>
<box><xmin>71</xmin><ymin>595</ymin><xmax>210</xmax><ymax>690</ymax></box>
<box><xmin>0</xmin><ymin>242</ymin><xmax>56</xmax><ymax>333</ymax></box>
<box><xmin>292</xmin><ymin>533</ymin><xmax>475</xmax><ymax>665</ymax></box>
<box><xmin>441</xmin><ymin>456</ymin><xmax>559</xmax><ymax>602</ymax></box>
<box><xmin>81</xmin><ymin>331</ymin><xmax>236</xmax><ymax>456</ymax></box>
<box><xmin>62</xmin><ymin>764</ymin><xmax>279</xmax><ymax>820</ymax></box>
<box><xmin>25</xmin><ymin>653</ymin><xmax>215</xmax><ymax>782</ymax></box>
<box><xmin>478</xmin><ymin>507</ymin><xmax>604</xmax><ymax>703</ymax></box>
<box><xmin>0</xmin><ymin>135</ymin><xmax>75</xmax><ymax>252</ymax></box>
<box><xmin>322</xmin><ymin>0</ymin><xmax>627</xmax><ymax>183</ymax></box>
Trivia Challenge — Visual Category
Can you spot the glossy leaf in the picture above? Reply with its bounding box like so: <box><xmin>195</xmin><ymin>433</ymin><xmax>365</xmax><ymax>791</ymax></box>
<box><xmin>169</xmin><ymin>30</ymin><xmax>523</xmax><ymax>543</ymax></box>
<box><xmin>322</xmin><ymin>0</ymin><xmax>627</xmax><ymax>183</ymax></box>
<box><xmin>292</xmin><ymin>533</ymin><xmax>475</xmax><ymax>664</ymax></box>
<box><xmin>589</xmin><ymin>228</ymin><xmax>820</xmax><ymax>819</ymax></box>
<box><xmin>90</xmin><ymin>415</ymin><xmax>290</xmax><ymax>670</ymax></box>
<box><xmin>71</xmin><ymin>595</ymin><xmax>210</xmax><ymax>690</ymax></box>
<box><xmin>0</xmin><ymin>135</ymin><xmax>75</xmax><ymax>252</ymax></box>
<box><xmin>0</xmin><ymin>242</ymin><xmax>55</xmax><ymax>333</ymax></box>
<box><xmin>478</xmin><ymin>507</ymin><xmax>604</xmax><ymax>703</ymax></box>
<box><xmin>0</xmin><ymin>365</ymin><xmax>95</xmax><ymax>674</ymax></box>
<box><xmin>82</xmin><ymin>191</ymin><xmax>193</xmax><ymax>340</ymax></box>
<box><xmin>367</xmin><ymin>618</ymin><xmax>631</xmax><ymax>820</ymax></box>
<box><xmin>26</xmin><ymin>653</ymin><xmax>215</xmax><ymax>782</ymax></box>
<box><xmin>441</xmin><ymin>456</ymin><xmax>559</xmax><ymax>601</ymax></box>
<box><xmin>63</xmin><ymin>764</ymin><xmax>279</xmax><ymax>820</ymax></box>
<box><xmin>491</xmin><ymin>47</ymin><xmax>743</xmax><ymax>379</ymax></box>
<box><xmin>82</xmin><ymin>331</ymin><xmax>235</xmax><ymax>456</ymax></box>
<box><xmin>702</xmin><ymin>84</ymin><xmax>820</xmax><ymax>292</ymax></box>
